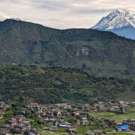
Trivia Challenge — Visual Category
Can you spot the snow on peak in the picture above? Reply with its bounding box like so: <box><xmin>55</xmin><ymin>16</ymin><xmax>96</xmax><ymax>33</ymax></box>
<box><xmin>93</xmin><ymin>9</ymin><xmax>135</xmax><ymax>30</ymax></box>
<box><xmin>111</xmin><ymin>9</ymin><xmax>130</xmax><ymax>16</ymax></box>
<box><xmin>0</xmin><ymin>15</ymin><xmax>7</xmax><ymax>22</ymax></box>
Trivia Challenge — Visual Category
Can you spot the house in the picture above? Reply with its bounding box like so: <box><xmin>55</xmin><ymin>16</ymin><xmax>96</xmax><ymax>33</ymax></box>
<box><xmin>95</xmin><ymin>102</ymin><xmax>109</xmax><ymax>112</ymax></box>
<box><xmin>126</xmin><ymin>120</ymin><xmax>135</xmax><ymax>131</ymax></box>
<box><xmin>24</xmin><ymin>128</ymin><xmax>39</xmax><ymax>135</ymax></box>
<box><xmin>94</xmin><ymin>130</ymin><xmax>105</xmax><ymax>135</ymax></box>
<box><xmin>86</xmin><ymin>130</ymin><xmax>95</xmax><ymax>135</ymax></box>
<box><xmin>67</xmin><ymin>128</ymin><xmax>77</xmax><ymax>135</ymax></box>
<box><xmin>1</xmin><ymin>115</ymin><xmax>32</xmax><ymax>134</ymax></box>
<box><xmin>116</xmin><ymin>122</ymin><xmax>129</xmax><ymax>132</ymax></box>
<box><xmin>80</xmin><ymin>117</ymin><xmax>89</xmax><ymax>126</ymax></box>
<box><xmin>0</xmin><ymin>127</ymin><xmax>10</xmax><ymax>135</ymax></box>
<box><xmin>86</xmin><ymin>130</ymin><xmax>105</xmax><ymax>135</ymax></box>
<box><xmin>59</xmin><ymin>122</ymin><xmax>72</xmax><ymax>129</ymax></box>
<box><xmin>48</xmin><ymin>126</ymin><xmax>58</xmax><ymax>131</ymax></box>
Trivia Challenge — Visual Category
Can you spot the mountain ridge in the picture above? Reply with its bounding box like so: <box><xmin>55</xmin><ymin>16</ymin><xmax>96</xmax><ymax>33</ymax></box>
<box><xmin>93</xmin><ymin>9</ymin><xmax>135</xmax><ymax>30</ymax></box>
<box><xmin>0</xmin><ymin>19</ymin><xmax>134</xmax><ymax>78</ymax></box>
<box><xmin>93</xmin><ymin>9</ymin><xmax>135</xmax><ymax>40</ymax></box>
<box><xmin>0</xmin><ymin>19</ymin><xmax>134</xmax><ymax>103</ymax></box>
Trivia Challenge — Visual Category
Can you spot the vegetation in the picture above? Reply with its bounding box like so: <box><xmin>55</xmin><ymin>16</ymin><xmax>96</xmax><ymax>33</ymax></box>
<box><xmin>90</xmin><ymin>112</ymin><xmax>135</xmax><ymax>122</ymax></box>
<box><xmin>40</xmin><ymin>131</ymin><xmax>68</xmax><ymax>135</ymax></box>
<box><xmin>0</xmin><ymin>65</ymin><xmax>134</xmax><ymax>103</ymax></box>
<box><xmin>90</xmin><ymin>107</ymin><xmax>135</xmax><ymax>122</ymax></box>
<box><xmin>107</xmin><ymin>133</ymin><xmax>132</xmax><ymax>135</ymax></box>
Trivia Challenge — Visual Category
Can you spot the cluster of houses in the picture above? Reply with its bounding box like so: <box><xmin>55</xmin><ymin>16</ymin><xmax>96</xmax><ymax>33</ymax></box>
<box><xmin>94</xmin><ymin>100</ymin><xmax>130</xmax><ymax>113</ymax></box>
<box><xmin>0</xmin><ymin>114</ymin><xmax>39</xmax><ymax>135</ymax></box>
<box><xmin>116</xmin><ymin>120</ymin><xmax>135</xmax><ymax>132</ymax></box>
<box><xmin>0</xmin><ymin>101</ymin><xmax>40</xmax><ymax>135</ymax></box>
<box><xmin>26</xmin><ymin>101</ymin><xmax>130</xmax><ymax>132</ymax></box>
<box><xmin>0</xmin><ymin>100</ymin><xmax>134</xmax><ymax>135</ymax></box>
<box><xmin>27</xmin><ymin>102</ymin><xmax>90</xmax><ymax>133</ymax></box>
<box><xmin>26</xmin><ymin>100</ymin><xmax>135</xmax><ymax>133</ymax></box>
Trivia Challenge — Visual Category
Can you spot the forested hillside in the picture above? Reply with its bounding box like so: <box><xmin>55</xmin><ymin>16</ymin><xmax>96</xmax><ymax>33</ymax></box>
<box><xmin>0</xmin><ymin>65</ymin><xmax>134</xmax><ymax>103</ymax></box>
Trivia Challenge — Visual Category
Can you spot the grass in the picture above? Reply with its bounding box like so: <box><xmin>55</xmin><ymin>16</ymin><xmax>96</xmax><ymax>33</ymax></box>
<box><xmin>90</xmin><ymin>107</ymin><xmax>135</xmax><ymax>122</ymax></box>
<box><xmin>0</xmin><ymin>107</ymin><xmax>14</xmax><ymax>126</ymax></box>
<box><xmin>76</xmin><ymin>126</ymin><xmax>90</xmax><ymax>135</ymax></box>
<box><xmin>107</xmin><ymin>132</ymin><xmax>132</xmax><ymax>135</ymax></box>
<box><xmin>40</xmin><ymin>130</ymin><xmax>68</xmax><ymax>135</ymax></box>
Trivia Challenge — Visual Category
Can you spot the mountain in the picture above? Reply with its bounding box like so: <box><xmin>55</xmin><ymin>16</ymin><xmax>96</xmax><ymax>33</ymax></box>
<box><xmin>0</xmin><ymin>19</ymin><xmax>135</xmax><ymax>103</ymax></box>
<box><xmin>0</xmin><ymin>19</ymin><xmax>135</xmax><ymax>78</ymax></box>
<box><xmin>0</xmin><ymin>15</ymin><xmax>8</xmax><ymax>21</ymax></box>
<box><xmin>93</xmin><ymin>9</ymin><xmax>135</xmax><ymax>40</ymax></box>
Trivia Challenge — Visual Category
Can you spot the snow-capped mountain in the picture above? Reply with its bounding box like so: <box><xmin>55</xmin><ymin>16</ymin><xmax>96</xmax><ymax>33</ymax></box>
<box><xmin>0</xmin><ymin>16</ymin><xmax>7</xmax><ymax>22</ymax></box>
<box><xmin>93</xmin><ymin>9</ymin><xmax>135</xmax><ymax>40</ymax></box>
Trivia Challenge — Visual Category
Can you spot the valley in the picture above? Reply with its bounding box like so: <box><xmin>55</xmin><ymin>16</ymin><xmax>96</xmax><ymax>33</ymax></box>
<box><xmin>0</xmin><ymin>65</ymin><xmax>134</xmax><ymax>134</ymax></box>
<box><xmin>0</xmin><ymin>7</ymin><xmax>134</xmax><ymax>135</ymax></box>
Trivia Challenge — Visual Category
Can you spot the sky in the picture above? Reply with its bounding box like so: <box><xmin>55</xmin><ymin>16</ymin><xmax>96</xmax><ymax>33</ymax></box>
<box><xmin>0</xmin><ymin>0</ymin><xmax>135</xmax><ymax>29</ymax></box>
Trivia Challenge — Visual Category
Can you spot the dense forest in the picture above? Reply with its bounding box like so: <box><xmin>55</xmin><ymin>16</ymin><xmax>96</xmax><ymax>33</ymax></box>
<box><xmin>0</xmin><ymin>65</ymin><xmax>134</xmax><ymax>104</ymax></box>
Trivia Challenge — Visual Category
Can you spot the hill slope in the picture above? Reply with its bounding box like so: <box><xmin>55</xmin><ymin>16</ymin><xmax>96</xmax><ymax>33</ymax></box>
<box><xmin>0</xmin><ymin>19</ymin><xmax>135</xmax><ymax>78</ymax></box>
<box><xmin>0</xmin><ymin>65</ymin><xmax>134</xmax><ymax>103</ymax></box>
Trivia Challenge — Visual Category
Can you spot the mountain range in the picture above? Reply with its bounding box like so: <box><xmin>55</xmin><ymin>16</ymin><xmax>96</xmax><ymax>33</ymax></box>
<box><xmin>93</xmin><ymin>9</ymin><xmax>135</xmax><ymax>40</ymax></box>
<box><xmin>0</xmin><ymin>19</ymin><xmax>134</xmax><ymax>78</ymax></box>
<box><xmin>0</xmin><ymin>12</ymin><xmax>134</xmax><ymax>102</ymax></box>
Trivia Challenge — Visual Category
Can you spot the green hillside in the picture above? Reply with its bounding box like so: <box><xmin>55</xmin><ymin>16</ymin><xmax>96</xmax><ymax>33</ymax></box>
<box><xmin>0</xmin><ymin>65</ymin><xmax>134</xmax><ymax>103</ymax></box>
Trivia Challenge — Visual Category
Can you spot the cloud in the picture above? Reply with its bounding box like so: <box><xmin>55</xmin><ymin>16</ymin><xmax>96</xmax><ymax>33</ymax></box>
<box><xmin>0</xmin><ymin>0</ymin><xmax>135</xmax><ymax>28</ymax></box>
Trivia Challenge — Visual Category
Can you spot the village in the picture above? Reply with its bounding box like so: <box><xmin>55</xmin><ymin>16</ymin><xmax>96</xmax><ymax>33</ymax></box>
<box><xmin>0</xmin><ymin>100</ymin><xmax>135</xmax><ymax>135</ymax></box>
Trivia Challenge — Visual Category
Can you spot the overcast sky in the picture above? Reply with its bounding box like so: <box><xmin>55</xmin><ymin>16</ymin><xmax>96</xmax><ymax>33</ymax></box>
<box><xmin>0</xmin><ymin>0</ymin><xmax>135</xmax><ymax>29</ymax></box>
